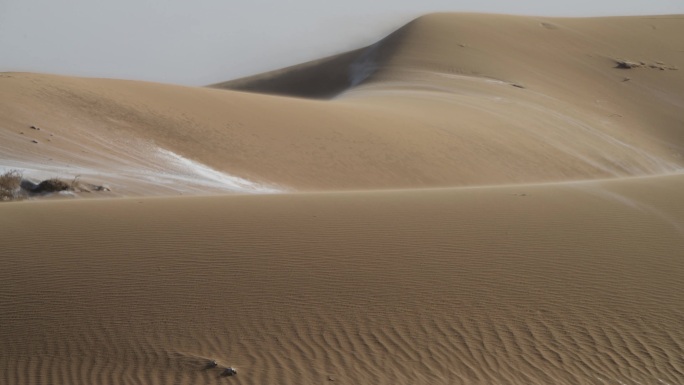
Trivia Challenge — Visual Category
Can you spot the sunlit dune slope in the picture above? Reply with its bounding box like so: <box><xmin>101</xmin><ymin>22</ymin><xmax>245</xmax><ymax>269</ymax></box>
<box><xmin>2</xmin><ymin>14</ymin><xmax>684</xmax><ymax>194</ymax></box>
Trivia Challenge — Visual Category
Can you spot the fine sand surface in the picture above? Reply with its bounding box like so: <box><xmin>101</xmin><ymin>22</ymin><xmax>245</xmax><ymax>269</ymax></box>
<box><xmin>2</xmin><ymin>12</ymin><xmax>684</xmax><ymax>385</ymax></box>
<box><xmin>2</xmin><ymin>176</ymin><xmax>684</xmax><ymax>385</ymax></box>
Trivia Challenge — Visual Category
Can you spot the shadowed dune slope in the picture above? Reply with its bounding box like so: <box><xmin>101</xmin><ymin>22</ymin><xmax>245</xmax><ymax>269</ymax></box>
<box><xmin>2</xmin><ymin>174</ymin><xmax>684</xmax><ymax>384</ymax></box>
<box><xmin>2</xmin><ymin>14</ymin><xmax>684</xmax><ymax>193</ymax></box>
<box><xmin>210</xmin><ymin>48</ymin><xmax>368</xmax><ymax>98</ymax></box>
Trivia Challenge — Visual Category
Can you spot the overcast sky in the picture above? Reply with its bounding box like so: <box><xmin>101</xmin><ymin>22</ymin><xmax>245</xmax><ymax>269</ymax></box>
<box><xmin>1</xmin><ymin>0</ymin><xmax>683</xmax><ymax>86</ymax></box>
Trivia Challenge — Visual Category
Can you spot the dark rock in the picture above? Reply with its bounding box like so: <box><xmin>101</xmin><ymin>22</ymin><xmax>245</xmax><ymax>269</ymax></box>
<box><xmin>20</xmin><ymin>180</ymin><xmax>38</xmax><ymax>191</ymax></box>
<box><xmin>205</xmin><ymin>360</ymin><xmax>218</xmax><ymax>369</ymax></box>
<box><xmin>615</xmin><ymin>60</ymin><xmax>641</xmax><ymax>69</ymax></box>
<box><xmin>220</xmin><ymin>367</ymin><xmax>237</xmax><ymax>377</ymax></box>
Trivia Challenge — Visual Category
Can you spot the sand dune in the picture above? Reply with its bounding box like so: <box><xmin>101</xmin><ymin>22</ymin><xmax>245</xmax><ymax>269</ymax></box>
<box><xmin>2</xmin><ymin>14</ymin><xmax>684</xmax><ymax>193</ymax></box>
<box><xmin>2</xmin><ymin>12</ymin><xmax>684</xmax><ymax>385</ymax></box>
<box><xmin>2</xmin><ymin>174</ymin><xmax>684</xmax><ymax>384</ymax></box>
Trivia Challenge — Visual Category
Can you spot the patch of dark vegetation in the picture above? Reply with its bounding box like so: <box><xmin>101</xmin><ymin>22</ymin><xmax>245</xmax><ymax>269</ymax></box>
<box><xmin>615</xmin><ymin>60</ymin><xmax>642</xmax><ymax>69</ymax></box>
<box><xmin>0</xmin><ymin>170</ymin><xmax>111</xmax><ymax>202</ymax></box>
<box><xmin>32</xmin><ymin>178</ymin><xmax>70</xmax><ymax>193</ymax></box>
<box><xmin>615</xmin><ymin>59</ymin><xmax>678</xmax><ymax>71</ymax></box>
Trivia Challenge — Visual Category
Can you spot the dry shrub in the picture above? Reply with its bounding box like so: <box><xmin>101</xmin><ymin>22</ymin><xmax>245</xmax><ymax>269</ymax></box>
<box><xmin>0</xmin><ymin>170</ymin><xmax>25</xmax><ymax>201</ymax></box>
<box><xmin>1</xmin><ymin>171</ymin><xmax>86</xmax><ymax>201</ymax></box>
<box><xmin>33</xmin><ymin>178</ymin><xmax>71</xmax><ymax>193</ymax></box>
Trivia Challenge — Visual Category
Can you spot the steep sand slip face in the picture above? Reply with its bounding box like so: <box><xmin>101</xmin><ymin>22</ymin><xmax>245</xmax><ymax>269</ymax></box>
<box><xmin>2</xmin><ymin>174</ymin><xmax>684</xmax><ymax>384</ymax></box>
<box><xmin>209</xmin><ymin>48</ymin><xmax>368</xmax><ymax>98</ymax></box>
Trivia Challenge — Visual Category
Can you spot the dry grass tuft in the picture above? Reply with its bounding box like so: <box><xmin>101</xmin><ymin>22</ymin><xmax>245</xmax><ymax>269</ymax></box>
<box><xmin>0</xmin><ymin>170</ymin><xmax>26</xmax><ymax>201</ymax></box>
<box><xmin>1</xmin><ymin>171</ymin><xmax>80</xmax><ymax>202</ymax></box>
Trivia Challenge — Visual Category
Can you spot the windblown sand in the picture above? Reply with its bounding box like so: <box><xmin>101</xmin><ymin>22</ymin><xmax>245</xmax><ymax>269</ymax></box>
<box><xmin>1</xmin><ymin>13</ymin><xmax>684</xmax><ymax>385</ymax></box>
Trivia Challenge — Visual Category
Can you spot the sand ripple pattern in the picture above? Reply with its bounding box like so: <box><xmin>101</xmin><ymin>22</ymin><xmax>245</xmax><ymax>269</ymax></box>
<box><xmin>2</xmin><ymin>178</ymin><xmax>684</xmax><ymax>384</ymax></box>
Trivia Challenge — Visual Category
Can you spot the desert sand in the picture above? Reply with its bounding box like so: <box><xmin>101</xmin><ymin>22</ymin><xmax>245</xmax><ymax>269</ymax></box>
<box><xmin>1</xmin><ymin>13</ymin><xmax>684</xmax><ymax>385</ymax></box>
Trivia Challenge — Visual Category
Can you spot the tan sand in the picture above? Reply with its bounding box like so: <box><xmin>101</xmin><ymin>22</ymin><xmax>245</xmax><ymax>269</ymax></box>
<box><xmin>2</xmin><ymin>175</ymin><xmax>684</xmax><ymax>384</ymax></box>
<box><xmin>1</xmin><ymin>13</ymin><xmax>684</xmax><ymax>385</ymax></box>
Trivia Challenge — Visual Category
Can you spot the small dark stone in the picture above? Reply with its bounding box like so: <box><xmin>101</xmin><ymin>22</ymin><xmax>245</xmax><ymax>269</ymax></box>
<box><xmin>31</xmin><ymin>140</ymin><xmax>38</xmax><ymax>144</ymax></box>
<box><xmin>615</xmin><ymin>60</ymin><xmax>641</xmax><ymax>69</ymax></box>
<box><xmin>220</xmin><ymin>367</ymin><xmax>237</xmax><ymax>377</ymax></box>
<box><xmin>205</xmin><ymin>360</ymin><xmax>218</xmax><ymax>369</ymax></box>
<box><xmin>30</xmin><ymin>125</ymin><xmax>40</xmax><ymax>130</ymax></box>
<box><xmin>93</xmin><ymin>185</ymin><xmax>111</xmax><ymax>192</ymax></box>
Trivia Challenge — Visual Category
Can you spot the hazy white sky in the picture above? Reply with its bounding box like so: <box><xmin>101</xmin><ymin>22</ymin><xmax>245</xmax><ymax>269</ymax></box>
<box><xmin>1</xmin><ymin>0</ymin><xmax>683</xmax><ymax>85</ymax></box>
